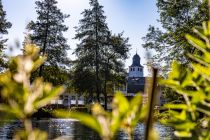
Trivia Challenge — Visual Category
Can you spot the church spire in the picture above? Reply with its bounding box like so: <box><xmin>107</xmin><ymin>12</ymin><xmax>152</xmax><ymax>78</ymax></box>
<box><xmin>131</xmin><ymin>53</ymin><xmax>141</xmax><ymax>67</ymax></box>
<box><xmin>129</xmin><ymin>52</ymin><xmax>144</xmax><ymax>77</ymax></box>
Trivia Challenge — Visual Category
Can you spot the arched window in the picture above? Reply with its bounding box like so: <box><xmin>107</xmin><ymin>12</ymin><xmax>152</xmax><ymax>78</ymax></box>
<box><xmin>133</xmin><ymin>68</ymin><xmax>135</xmax><ymax>71</ymax></box>
<box><xmin>130</xmin><ymin>68</ymin><xmax>132</xmax><ymax>71</ymax></box>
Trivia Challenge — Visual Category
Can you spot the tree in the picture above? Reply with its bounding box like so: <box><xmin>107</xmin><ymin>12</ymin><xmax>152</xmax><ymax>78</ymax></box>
<box><xmin>160</xmin><ymin>21</ymin><xmax>210</xmax><ymax>139</ymax></box>
<box><xmin>28</xmin><ymin>0</ymin><xmax>70</xmax><ymax>84</ymax></box>
<box><xmin>0</xmin><ymin>0</ymin><xmax>12</xmax><ymax>71</ymax></box>
<box><xmin>0</xmin><ymin>44</ymin><xmax>64</xmax><ymax>140</ymax></box>
<box><xmin>101</xmin><ymin>32</ymin><xmax>130</xmax><ymax>109</ymax></box>
<box><xmin>142</xmin><ymin>0</ymin><xmax>208</xmax><ymax>103</ymax></box>
<box><xmin>73</xmin><ymin>0</ymin><xmax>109</xmax><ymax>102</ymax></box>
<box><xmin>142</xmin><ymin>0</ymin><xmax>208</xmax><ymax>68</ymax></box>
<box><xmin>71</xmin><ymin>64</ymin><xmax>96</xmax><ymax>102</ymax></box>
<box><xmin>73</xmin><ymin>0</ymin><xmax>130</xmax><ymax>106</ymax></box>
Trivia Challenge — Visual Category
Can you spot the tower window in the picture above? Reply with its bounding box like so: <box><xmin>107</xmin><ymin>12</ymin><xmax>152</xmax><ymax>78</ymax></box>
<box><xmin>133</xmin><ymin>68</ymin><xmax>135</xmax><ymax>71</ymax></box>
<box><xmin>140</xmin><ymin>69</ymin><xmax>142</xmax><ymax>72</ymax></box>
<box><xmin>138</xmin><ymin>68</ymin><xmax>140</xmax><ymax>71</ymax></box>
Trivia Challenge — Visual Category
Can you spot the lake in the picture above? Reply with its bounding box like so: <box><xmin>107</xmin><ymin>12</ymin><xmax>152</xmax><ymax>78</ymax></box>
<box><xmin>0</xmin><ymin>119</ymin><xmax>174</xmax><ymax>140</ymax></box>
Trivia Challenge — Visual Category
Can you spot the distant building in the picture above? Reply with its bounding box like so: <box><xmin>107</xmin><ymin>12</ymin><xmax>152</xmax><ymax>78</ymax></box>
<box><xmin>50</xmin><ymin>93</ymin><xmax>85</xmax><ymax>108</ymax></box>
<box><xmin>50</xmin><ymin>53</ymin><xmax>165</xmax><ymax>109</ymax></box>
<box><xmin>127</xmin><ymin>53</ymin><xmax>145</xmax><ymax>94</ymax></box>
<box><xmin>115</xmin><ymin>52</ymin><xmax>165</xmax><ymax>106</ymax></box>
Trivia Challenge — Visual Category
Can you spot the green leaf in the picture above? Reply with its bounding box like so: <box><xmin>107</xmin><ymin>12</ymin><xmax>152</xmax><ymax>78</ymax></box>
<box><xmin>168</xmin><ymin>61</ymin><xmax>182</xmax><ymax>80</ymax></box>
<box><xmin>180</xmin><ymin>69</ymin><xmax>194</xmax><ymax>87</ymax></box>
<box><xmin>34</xmin><ymin>86</ymin><xmax>64</xmax><ymax>109</ymax></box>
<box><xmin>174</xmin><ymin>121</ymin><xmax>196</xmax><ymax>130</ymax></box>
<box><xmin>191</xmin><ymin>91</ymin><xmax>206</xmax><ymax>104</ymax></box>
<box><xmin>130</xmin><ymin>93</ymin><xmax>142</xmax><ymax>110</ymax></box>
<box><xmin>32</xmin><ymin>56</ymin><xmax>47</xmax><ymax>72</ymax></box>
<box><xmin>174</xmin><ymin>131</ymin><xmax>192</xmax><ymax>137</ymax></box>
<box><xmin>192</xmin><ymin>64</ymin><xmax>210</xmax><ymax>81</ymax></box>
<box><xmin>164</xmin><ymin>104</ymin><xmax>188</xmax><ymax>110</ymax></box>
<box><xmin>128</xmin><ymin>94</ymin><xmax>142</xmax><ymax>126</ymax></box>
<box><xmin>0</xmin><ymin>104</ymin><xmax>24</xmax><ymax>119</ymax></box>
<box><xmin>186</xmin><ymin>34</ymin><xmax>206</xmax><ymax>53</ymax></box>
<box><xmin>112</xmin><ymin>92</ymin><xmax>129</xmax><ymax>115</ymax></box>
<box><xmin>176</xmin><ymin>110</ymin><xmax>187</xmax><ymax>121</ymax></box>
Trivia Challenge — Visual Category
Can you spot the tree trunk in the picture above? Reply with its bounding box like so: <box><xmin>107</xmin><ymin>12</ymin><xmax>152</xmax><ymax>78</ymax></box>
<box><xmin>39</xmin><ymin>3</ymin><xmax>50</xmax><ymax>77</ymax></box>
<box><xmin>95</xmin><ymin>44</ymin><xmax>100</xmax><ymax>102</ymax></box>
<box><xmin>104</xmin><ymin>59</ymin><xmax>109</xmax><ymax>110</ymax></box>
<box><xmin>209</xmin><ymin>0</ymin><xmax>210</xmax><ymax>20</ymax></box>
<box><xmin>95</xmin><ymin>6</ymin><xmax>100</xmax><ymax>103</ymax></box>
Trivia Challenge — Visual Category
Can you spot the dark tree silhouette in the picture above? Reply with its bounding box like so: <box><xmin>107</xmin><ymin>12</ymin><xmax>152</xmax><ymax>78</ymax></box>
<box><xmin>73</xmin><ymin>0</ymin><xmax>130</xmax><ymax>108</ymax></box>
<box><xmin>28</xmin><ymin>0</ymin><xmax>70</xmax><ymax>78</ymax></box>
<box><xmin>74</xmin><ymin>0</ymin><xmax>109</xmax><ymax>102</ymax></box>
<box><xmin>0</xmin><ymin>0</ymin><xmax>12</xmax><ymax>71</ymax></box>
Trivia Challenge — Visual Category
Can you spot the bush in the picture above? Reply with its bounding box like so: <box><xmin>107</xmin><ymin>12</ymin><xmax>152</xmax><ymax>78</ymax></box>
<box><xmin>160</xmin><ymin>21</ymin><xmax>210</xmax><ymax>139</ymax></box>
<box><xmin>0</xmin><ymin>44</ymin><xmax>64</xmax><ymax>140</ymax></box>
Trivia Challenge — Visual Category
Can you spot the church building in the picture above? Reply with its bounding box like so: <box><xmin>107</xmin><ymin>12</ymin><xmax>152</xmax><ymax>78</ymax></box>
<box><xmin>127</xmin><ymin>53</ymin><xmax>145</xmax><ymax>94</ymax></box>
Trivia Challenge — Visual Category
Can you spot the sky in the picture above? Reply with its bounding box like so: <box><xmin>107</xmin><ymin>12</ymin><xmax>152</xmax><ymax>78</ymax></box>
<box><xmin>2</xmin><ymin>0</ymin><xmax>160</xmax><ymax>76</ymax></box>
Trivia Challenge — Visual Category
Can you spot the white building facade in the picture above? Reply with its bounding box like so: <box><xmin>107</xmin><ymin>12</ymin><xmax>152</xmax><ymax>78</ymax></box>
<box><xmin>128</xmin><ymin>53</ymin><xmax>144</xmax><ymax>78</ymax></box>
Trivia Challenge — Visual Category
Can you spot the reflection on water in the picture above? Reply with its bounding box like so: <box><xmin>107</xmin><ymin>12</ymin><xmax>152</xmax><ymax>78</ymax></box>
<box><xmin>35</xmin><ymin>119</ymin><xmax>100</xmax><ymax>140</ymax></box>
<box><xmin>116</xmin><ymin>123</ymin><xmax>174</xmax><ymax>140</ymax></box>
<box><xmin>0</xmin><ymin>119</ymin><xmax>174</xmax><ymax>140</ymax></box>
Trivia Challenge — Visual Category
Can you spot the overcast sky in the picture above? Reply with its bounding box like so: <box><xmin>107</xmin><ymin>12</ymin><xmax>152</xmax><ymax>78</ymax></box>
<box><xmin>2</xmin><ymin>0</ymin><xmax>160</xmax><ymax>76</ymax></box>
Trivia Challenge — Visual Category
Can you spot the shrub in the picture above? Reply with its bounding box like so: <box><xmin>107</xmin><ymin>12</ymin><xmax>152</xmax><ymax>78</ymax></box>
<box><xmin>0</xmin><ymin>44</ymin><xmax>64</xmax><ymax>140</ymax></box>
<box><xmin>160</xmin><ymin>21</ymin><xmax>210</xmax><ymax>139</ymax></box>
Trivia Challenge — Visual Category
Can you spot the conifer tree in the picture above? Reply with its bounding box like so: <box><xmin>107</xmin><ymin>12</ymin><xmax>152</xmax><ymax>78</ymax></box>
<box><xmin>73</xmin><ymin>0</ymin><xmax>130</xmax><ymax>106</ymax></box>
<box><xmin>101</xmin><ymin>32</ymin><xmax>130</xmax><ymax>109</ymax></box>
<box><xmin>74</xmin><ymin>0</ymin><xmax>109</xmax><ymax>102</ymax></box>
<box><xmin>0</xmin><ymin>0</ymin><xmax>12</xmax><ymax>71</ymax></box>
<box><xmin>28</xmin><ymin>0</ymin><xmax>70</xmax><ymax>81</ymax></box>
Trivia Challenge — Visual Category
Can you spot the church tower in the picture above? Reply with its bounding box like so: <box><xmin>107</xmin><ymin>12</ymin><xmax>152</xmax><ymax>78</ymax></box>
<box><xmin>128</xmin><ymin>53</ymin><xmax>143</xmax><ymax>77</ymax></box>
<box><xmin>127</xmin><ymin>53</ymin><xmax>145</xmax><ymax>94</ymax></box>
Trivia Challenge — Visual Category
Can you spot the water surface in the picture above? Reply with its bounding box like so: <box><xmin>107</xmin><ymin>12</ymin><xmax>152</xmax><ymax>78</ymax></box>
<box><xmin>0</xmin><ymin>119</ymin><xmax>174</xmax><ymax>140</ymax></box>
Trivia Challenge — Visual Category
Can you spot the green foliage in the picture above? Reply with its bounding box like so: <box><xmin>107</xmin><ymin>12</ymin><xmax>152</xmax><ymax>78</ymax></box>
<box><xmin>162</xmin><ymin>86</ymin><xmax>184</xmax><ymax>104</ymax></box>
<box><xmin>160</xmin><ymin>21</ymin><xmax>210</xmax><ymax>139</ymax></box>
<box><xmin>73</xmin><ymin>0</ymin><xmax>130</xmax><ymax>105</ymax></box>
<box><xmin>28</xmin><ymin>0</ymin><xmax>70</xmax><ymax>85</ymax></box>
<box><xmin>75</xmin><ymin>0</ymin><xmax>109</xmax><ymax>101</ymax></box>
<box><xmin>142</xmin><ymin>0</ymin><xmax>208</xmax><ymax>69</ymax></box>
<box><xmin>55</xmin><ymin>92</ymin><xmax>144</xmax><ymax>140</ymax></box>
<box><xmin>31</xmin><ymin>65</ymin><xmax>70</xmax><ymax>86</ymax></box>
<box><xmin>101</xmin><ymin>32</ymin><xmax>130</xmax><ymax>109</ymax></box>
<box><xmin>0</xmin><ymin>0</ymin><xmax>12</xmax><ymax>71</ymax></box>
<box><xmin>73</xmin><ymin>0</ymin><xmax>110</xmax><ymax>101</ymax></box>
<box><xmin>0</xmin><ymin>44</ymin><xmax>64</xmax><ymax>140</ymax></box>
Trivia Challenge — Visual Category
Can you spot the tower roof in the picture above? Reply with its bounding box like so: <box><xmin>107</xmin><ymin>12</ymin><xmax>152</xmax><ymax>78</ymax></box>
<box><xmin>131</xmin><ymin>53</ymin><xmax>143</xmax><ymax>67</ymax></box>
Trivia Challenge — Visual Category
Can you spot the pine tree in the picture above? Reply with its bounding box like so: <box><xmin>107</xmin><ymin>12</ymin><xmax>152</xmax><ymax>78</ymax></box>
<box><xmin>28</xmin><ymin>0</ymin><xmax>70</xmax><ymax>81</ymax></box>
<box><xmin>74</xmin><ymin>0</ymin><xmax>109</xmax><ymax>102</ymax></box>
<box><xmin>73</xmin><ymin>0</ymin><xmax>130</xmax><ymax>107</ymax></box>
<box><xmin>101</xmin><ymin>32</ymin><xmax>130</xmax><ymax>109</ymax></box>
<box><xmin>0</xmin><ymin>0</ymin><xmax>12</xmax><ymax>71</ymax></box>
